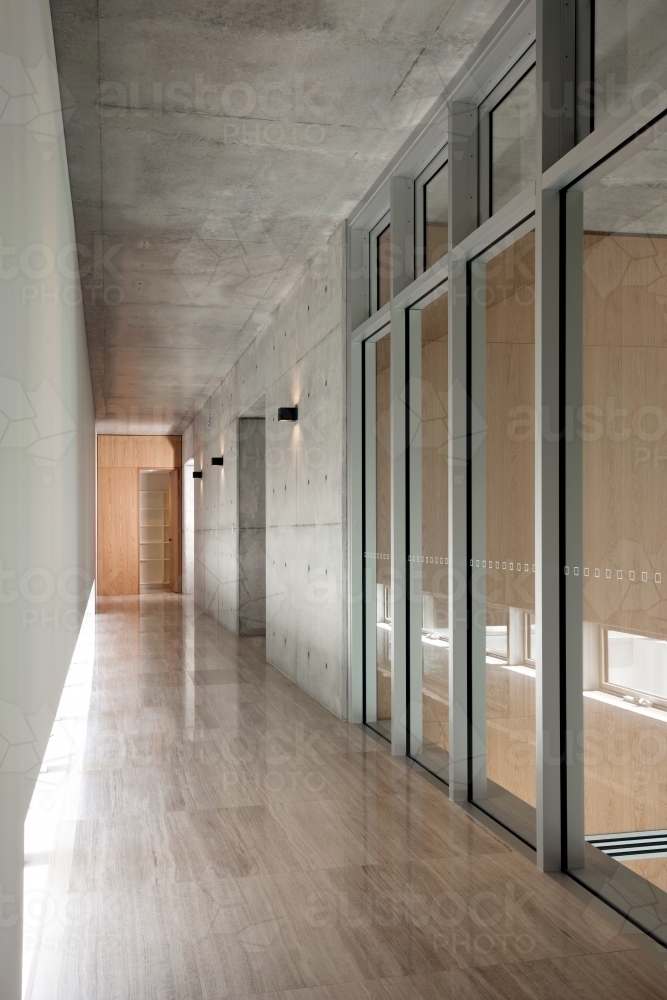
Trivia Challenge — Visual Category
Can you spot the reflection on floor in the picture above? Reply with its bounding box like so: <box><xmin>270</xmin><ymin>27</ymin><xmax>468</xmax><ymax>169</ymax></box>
<box><xmin>481</xmin><ymin>663</ymin><xmax>667</xmax><ymax>892</ymax></box>
<box><xmin>24</xmin><ymin>595</ymin><xmax>667</xmax><ymax>999</ymax></box>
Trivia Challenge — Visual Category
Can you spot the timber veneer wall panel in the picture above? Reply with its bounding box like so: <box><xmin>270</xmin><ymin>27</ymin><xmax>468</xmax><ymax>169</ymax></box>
<box><xmin>97</xmin><ymin>467</ymin><xmax>139</xmax><ymax>596</ymax></box>
<box><xmin>98</xmin><ymin>435</ymin><xmax>181</xmax><ymax>469</ymax></box>
<box><xmin>484</xmin><ymin>232</ymin><xmax>535</xmax><ymax>613</ymax></box>
<box><xmin>421</xmin><ymin>293</ymin><xmax>448</xmax><ymax>601</ymax></box>
<box><xmin>419</xmin><ymin>293</ymin><xmax>449</xmax><ymax>754</ymax></box>
<box><xmin>97</xmin><ymin>435</ymin><xmax>182</xmax><ymax>596</ymax></box>
<box><xmin>582</xmin><ymin>234</ymin><xmax>667</xmax><ymax>636</ymax></box>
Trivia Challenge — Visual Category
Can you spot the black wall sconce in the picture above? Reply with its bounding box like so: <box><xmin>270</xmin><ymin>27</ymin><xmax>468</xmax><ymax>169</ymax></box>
<box><xmin>278</xmin><ymin>406</ymin><xmax>298</xmax><ymax>422</ymax></box>
<box><xmin>211</xmin><ymin>456</ymin><xmax>224</xmax><ymax>466</ymax></box>
<box><xmin>193</xmin><ymin>470</ymin><xmax>203</xmax><ymax>479</ymax></box>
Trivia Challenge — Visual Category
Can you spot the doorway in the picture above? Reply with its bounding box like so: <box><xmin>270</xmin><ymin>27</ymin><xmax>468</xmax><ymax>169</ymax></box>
<box><xmin>238</xmin><ymin>417</ymin><xmax>266</xmax><ymax>636</ymax></box>
<box><xmin>139</xmin><ymin>469</ymin><xmax>181</xmax><ymax>593</ymax></box>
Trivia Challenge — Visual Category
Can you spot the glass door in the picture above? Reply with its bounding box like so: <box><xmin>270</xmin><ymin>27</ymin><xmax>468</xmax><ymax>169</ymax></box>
<box><xmin>469</xmin><ymin>227</ymin><xmax>537</xmax><ymax>844</ymax></box>
<box><xmin>565</xmin><ymin>122</ymin><xmax>667</xmax><ymax>937</ymax></box>
<box><xmin>364</xmin><ymin>329</ymin><xmax>392</xmax><ymax>739</ymax></box>
<box><xmin>407</xmin><ymin>287</ymin><xmax>449</xmax><ymax>780</ymax></box>
<box><xmin>139</xmin><ymin>470</ymin><xmax>171</xmax><ymax>590</ymax></box>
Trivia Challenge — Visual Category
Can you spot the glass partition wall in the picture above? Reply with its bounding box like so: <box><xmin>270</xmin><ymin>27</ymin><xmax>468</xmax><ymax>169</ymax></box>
<box><xmin>349</xmin><ymin>0</ymin><xmax>667</xmax><ymax>950</ymax></box>
<box><xmin>408</xmin><ymin>287</ymin><xmax>449</xmax><ymax>780</ymax></box>
<box><xmin>363</xmin><ymin>330</ymin><xmax>392</xmax><ymax>739</ymax></box>
<box><xmin>594</xmin><ymin>0</ymin><xmax>667</xmax><ymax>129</ymax></box>
<box><xmin>470</xmin><ymin>229</ymin><xmax>536</xmax><ymax>843</ymax></box>
<box><xmin>565</xmin><ymin>122</ymin><xmax>667</xmax><ymax>935</ymax></box>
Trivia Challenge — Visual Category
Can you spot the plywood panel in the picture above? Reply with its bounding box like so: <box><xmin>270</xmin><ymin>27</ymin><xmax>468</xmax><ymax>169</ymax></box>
<box><xmin>98</xmin><ymin>435</ymin><xmax>181</xmax><ymax>468</ymax></box>
<box><xmin>485</xmin><ymin>232</ymin><xmax>535</xmax><ymax>613</ymax></box>
<box><xmin>97</xmin><ymin>467</ymin><xmax>139</xmax><ymax>596</ymax></box>
<box><xmin>582</xmin><ymin>233</ymin><xmax>667</xmax><ymax>636</ymax></box>
<box><xmin>420</xmin><ymin>293</ymin><xmax>449</xmax><ymax>752</ymax></box>
<box><xmin>421</xmin><ymin>293</ymin><xmax>448</xmax><ymax>599</ymax></box>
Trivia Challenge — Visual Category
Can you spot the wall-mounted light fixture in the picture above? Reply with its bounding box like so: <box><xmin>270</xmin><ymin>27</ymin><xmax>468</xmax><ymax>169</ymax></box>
<box><xmin>193</xmin><ymin>470</ymin><xmax>203</xmax><ymax>479</ymax></box>
<box><xmin>211</xmin><ymin>456</ymin><xmax>224</xmax><ymax>466</ymax></box>
<box><xmin>278</xmin><ymin>406</ymin><xmax>298</xmax><ymax>422</ymax></box>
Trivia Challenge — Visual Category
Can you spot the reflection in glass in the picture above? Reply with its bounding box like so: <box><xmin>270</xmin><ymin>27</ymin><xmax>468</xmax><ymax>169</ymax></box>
<box><xmin>491</xmin><ymin>67</ymin><xmax>536</xmax><ymax>215</ymax></box>
<box><xmin>470</xmin><ymin>230</ymin><xmax>536</xmax><ymax>842</ymax></box>
<box><xmin>409</xmin><ymin>291</ymin><xmax>448</xmax><ymax>780</ymax></box>
<box><xmin>595</xmin><ymin>1</ymin><xmax>667</xmax><ymax>129</ymax></box>
<box><xmin>579</xmin><ymin>132</ymin><xmax>667</xmax><ymax>905</ymax></box>
<box><xmin>364</xmin><ymin>332</ymin><xmax>391</xmax><ymax>739</ymax></box>
<box><xmin>377</xmin><ymin>225</ymin><xmax>391</xmax><ymax>309</ymax></box>
<box><xmin>424</xmin><ymin>164</ymin><xmax>448</xmax><ymax>270</ymax></box>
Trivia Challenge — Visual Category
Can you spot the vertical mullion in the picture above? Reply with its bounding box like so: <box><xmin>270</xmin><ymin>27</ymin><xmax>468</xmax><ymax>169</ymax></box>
<box><xmin>408</xmin><ymin>308</ymin><xmax>423</xmax><ymax>756</ymax></box>
<box><xmin>348</xmin><ymin>337</ymin><xmax>364</xmax><ymax>724</ymax></box>
<box><xmin>536</xmin><ymin>186</ymin><xmax>563</xmax><ymax>872</ymax></box>
<box><xmin>390</xmin><ymin>308</ymin><xmax>409</xmax><ymax>755</ymax></box>
<box><xmin>536</xmin><ymin>0</ymin><xmax>581</xmax><ymax>874</ymax></box>
<box><xmin>364</xmin><ymin>342</ymin><xmax>378</xmax><ymax>724</ymax></box>
<box><xmin>448</xmin><ymin>90</ymin><xmax>479</xmax><ymax>801</ymax></box>
<box><xmin>469</xmin><ymin>259</ymin><xmax>488</xmax><ymax>802</ymax></box>
<box><xmin>563</xmin><ymin>189</ymin><xmax>585</xmax><ymax>869</ymax></box>
<box><xmin>448</xmin><ymin>250</ymin><xmax>470</xmax><ymax>800</ymax></box>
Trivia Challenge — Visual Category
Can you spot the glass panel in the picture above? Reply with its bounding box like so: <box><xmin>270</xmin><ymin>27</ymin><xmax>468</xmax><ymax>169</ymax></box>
<box><xmin>408</xmin><ymin>290</ymin><xmax>449</xmax><ymax>781</ymax></box>
<box><xmin>490</xmin><ymin>67</ymin><xmax>536</xmax><ymax>216</ymax></box>
<box><xmin>377</xmin><ymin>225</ymin><xmax>391</xmax><ymax>309</ymax></box>
<box><xmin>595</xmin><ymin>1</ymin><xmax>667</xmax><ymax>129</ymax></box>
<box><xmin>364</xmin><ymin>330</ymin><xmax>392</xmax><ymax>739</ymax></box>
<box><xmin>424</xmin><ymin>163</ymin><xmax>448</xmax><ymax>270</ymax></box>
<box><xmin>577</xmin><ymin>131</ymin><xmax>667</xmax><ymax>915</ymax></box>
<box><xmin>470</xmin><ymin>229</ymin><xmax>536</xmax><ymax>843</ymax></box>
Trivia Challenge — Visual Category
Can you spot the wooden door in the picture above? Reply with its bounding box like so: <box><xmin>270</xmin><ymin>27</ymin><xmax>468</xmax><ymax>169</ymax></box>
<box><xmin>169</xmin><ymin>468</ymin><xmax>181</xmax><ymax>592</ymax></box>
<box><xmin>97</xmin><ymin>467</ymin><xmax>139</xmax><ymax>595</ymax></box>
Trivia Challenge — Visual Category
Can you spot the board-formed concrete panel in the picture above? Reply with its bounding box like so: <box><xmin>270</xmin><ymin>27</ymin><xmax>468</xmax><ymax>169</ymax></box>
<box><xmin>188</xmin><ymin>226</ymin><xmax>349</xmax><ymax>716</ymax></box>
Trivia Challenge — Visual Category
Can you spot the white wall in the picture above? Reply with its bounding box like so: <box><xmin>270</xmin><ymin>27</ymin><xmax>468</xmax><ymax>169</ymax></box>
<box><xmin>0</xmin><ymin>2</ymin><xmax>96</xmax><ymax>995</ymax></box>
<box><xmin>184</xmin><ymin>224</ymin><xmax>347</xmax><ymax>717</ymax></box>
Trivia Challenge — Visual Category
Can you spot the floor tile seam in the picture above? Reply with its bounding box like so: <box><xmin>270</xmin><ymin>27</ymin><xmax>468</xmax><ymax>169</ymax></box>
<box><xmin>453</xmin><ymin>946</ymin><xmax>649</xmax><ymax>977</ymax></box>
<box><xmin>203</xmin><ymin>969</ymin><xmax>457</xmax><ymax>1000</ymax></box>
<box><xmin>293</xmin><ymin>850</ymin><xmax>525</xmax><ymax>885</ymax></box>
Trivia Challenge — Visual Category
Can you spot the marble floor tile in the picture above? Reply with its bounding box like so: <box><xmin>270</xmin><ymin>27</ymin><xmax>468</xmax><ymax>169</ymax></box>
<box><xmin>26</xmin><ymin>595</ymin><xmax>667</xmax><ymax>1000</ymax></box>
<box><xmin>31</xmin><ymin>883</ymin><xmax>203</xmax><ymax>1000</ymax></box>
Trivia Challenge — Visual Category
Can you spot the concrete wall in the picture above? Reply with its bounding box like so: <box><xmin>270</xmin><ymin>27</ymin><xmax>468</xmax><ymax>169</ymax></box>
<box><xmin>185</xmin><ymin>224</ymin><xmax>347</xmax><ymax>718</ymax></box>
<box><xmin>0</xmin><ymin>1</ymin><xmax>96</xmax><ymax>994</ymax></box>
<box><xmin>238</xmin><ymin>419</ymin><xmax>266</xmax><ymax>637</ymax></box>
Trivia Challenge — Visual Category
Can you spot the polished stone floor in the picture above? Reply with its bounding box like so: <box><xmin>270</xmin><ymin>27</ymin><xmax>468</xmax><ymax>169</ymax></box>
<box><xmin>26</xmin><ymin>594</ymin><xmax>667</xmax><ymax>999</ymax></box>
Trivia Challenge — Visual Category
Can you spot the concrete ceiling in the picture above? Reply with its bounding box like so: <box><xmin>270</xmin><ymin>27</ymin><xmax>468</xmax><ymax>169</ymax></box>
<box><xmin>50</xmin><ymin>0</ymin><xmax>506</xmax><ymax>433</ymax></box>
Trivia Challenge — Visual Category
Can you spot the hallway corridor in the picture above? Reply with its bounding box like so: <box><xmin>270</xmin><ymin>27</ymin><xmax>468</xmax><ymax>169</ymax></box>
<box><xmin>26</xmin><ymin>597</ymin><xmax>667</xmax><ymax>999</ymax></box>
